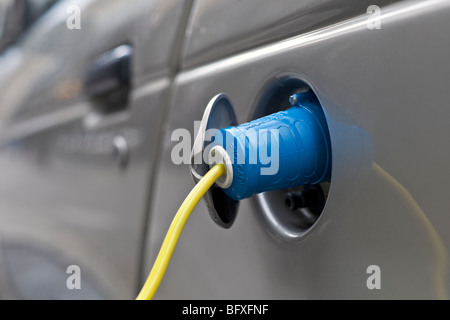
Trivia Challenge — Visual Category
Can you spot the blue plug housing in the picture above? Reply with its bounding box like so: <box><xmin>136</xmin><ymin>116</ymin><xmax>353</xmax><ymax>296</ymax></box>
<box><xmin>209</xmin><ymin>91</ymin><xmax>332</xmax><ymax>201</ymax></box>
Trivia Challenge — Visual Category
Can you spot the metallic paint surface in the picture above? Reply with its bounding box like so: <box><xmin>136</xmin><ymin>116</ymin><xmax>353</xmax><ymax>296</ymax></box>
<box><xmin>144</xmin><ymin>0</ymin><xmax>450</xmax><ymax>299</ymax></box>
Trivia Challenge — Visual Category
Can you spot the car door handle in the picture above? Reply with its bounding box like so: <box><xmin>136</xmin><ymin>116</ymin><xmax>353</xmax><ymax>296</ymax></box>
<box><xmin>85</xmin><ymin>44</ymin><xmax>133</xmax><ymax>113</ymax></box>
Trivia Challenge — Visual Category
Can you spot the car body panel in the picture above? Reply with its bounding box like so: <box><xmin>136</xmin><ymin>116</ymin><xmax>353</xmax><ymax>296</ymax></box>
<box><xmin>144</xmin><ymin>0</ymin><xmax>450</xmax><ymax>299</ymax></box>
<box><xmin>181</xmin><ymin>0</ymin><xmax>402</xmax><ymax>69</ymax></box>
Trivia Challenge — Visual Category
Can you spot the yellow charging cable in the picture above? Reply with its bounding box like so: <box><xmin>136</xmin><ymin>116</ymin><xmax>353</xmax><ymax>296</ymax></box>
<box><xmin>136</xmin><ymin>163</ymin><xmax>225</xmax><ymax>300</ymax></box>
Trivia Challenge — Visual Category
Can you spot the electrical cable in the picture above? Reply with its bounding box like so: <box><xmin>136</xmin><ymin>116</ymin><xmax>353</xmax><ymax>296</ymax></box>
<box><xmin>136</xmin><ymin>163</ymin><xmax>226</xmax><ymax>300</ymax></box>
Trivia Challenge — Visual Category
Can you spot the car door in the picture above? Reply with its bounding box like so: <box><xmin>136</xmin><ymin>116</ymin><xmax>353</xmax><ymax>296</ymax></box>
<box><xmin>0</xmin><ymin>0</ymin><xmax>193</xmax><ymax>299</ymax></box>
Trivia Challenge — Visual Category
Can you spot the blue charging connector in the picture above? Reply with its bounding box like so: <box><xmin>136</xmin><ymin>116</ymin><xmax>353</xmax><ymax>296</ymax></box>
<box><xmin>208</xmin><ymin>91</ymin><xmax>332</xmax><ymax>201</ymax></box>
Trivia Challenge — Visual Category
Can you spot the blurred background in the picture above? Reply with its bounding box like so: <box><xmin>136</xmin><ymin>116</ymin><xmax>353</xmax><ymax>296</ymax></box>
<box><xmin>0</xmin><ymin>0</ymin><xmax>182</xmax><ymax>299</ymax></box>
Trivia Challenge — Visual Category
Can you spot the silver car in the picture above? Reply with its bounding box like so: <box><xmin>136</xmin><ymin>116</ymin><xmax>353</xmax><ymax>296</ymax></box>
<box><xmin>0</xmin><ymin>0</ymin><xmax>449</xmax><ymax>300</ymax></box>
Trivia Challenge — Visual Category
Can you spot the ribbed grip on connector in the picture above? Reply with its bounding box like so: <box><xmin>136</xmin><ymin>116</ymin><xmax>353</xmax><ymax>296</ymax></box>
<box><xmin>210</xmin><ymin>92</ymin><xmax>332</xmax><ymax>201</ymax></box>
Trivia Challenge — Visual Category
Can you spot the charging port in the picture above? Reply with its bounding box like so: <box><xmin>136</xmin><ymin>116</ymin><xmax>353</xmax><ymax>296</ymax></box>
<box><xmin>251</xmin><ymin>76</ymin><xmax>332</xmax><ymax>243</ymax></box>
<box><xmin>191</xmin><ymin>76</ymin><xmax>332</xmax><ymax>236</ymax></box>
